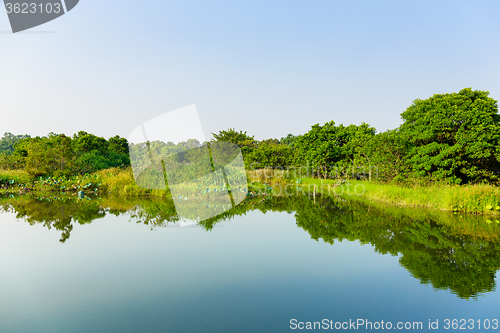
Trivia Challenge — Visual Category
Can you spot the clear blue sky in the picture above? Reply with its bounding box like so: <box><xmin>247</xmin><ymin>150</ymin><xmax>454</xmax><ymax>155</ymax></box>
<box><xmin>1</xmin><ymin>0</ymin><xmax>500</xmax><ymax>140</ymax></box>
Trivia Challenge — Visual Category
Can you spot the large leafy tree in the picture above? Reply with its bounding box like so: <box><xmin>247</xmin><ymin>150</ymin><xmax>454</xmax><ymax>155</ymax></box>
<box><xmin>400</xmin><ymin>88</ymin><xmax>500</xmax><ymax>184</ymax></box>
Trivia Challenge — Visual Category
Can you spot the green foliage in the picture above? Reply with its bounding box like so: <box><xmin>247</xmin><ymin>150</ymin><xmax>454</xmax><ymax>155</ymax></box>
<box><xmin>293</xmin><ymin>122</ymin><xmax>376</xmax><ymax>178</ymax></box>
<box><xmin>73</xmin><ymin>131</ymin><xmax>109</xmax><ymax>152</ymax></box>
<box><xmin>400</xmin><ymin>88</ymin><xmax>500</xmax><ymax>184</ymax></box>
<box><xmin>108</xmin><ymin>135</ymin><xmax>129</xmax><ymax>155</ymax></box>
<box><xmin>362</xmin><ymin>129</ymin><xmax>411</xmax><ymax>182</ymax></box>
<box><xmin>0</xmin><ymin>132</ymin><xmax>30</xmax><ymax>155</ymax></box>
<box><xmin>2</xmin><ymin>132</ymin><xmax>130</xmax><ymax>177</ymax></box>
<box><xmin>245</xmin><ymin>143</ymin><xmax>294</xmax><ymax>169</ymax></box>
<box><xmin>211</xmin><ymin>128</ymin><xmax>254</xmax><ymax>145</ymax></box>
<box><xmin>211</xmin><ymin>128</ymin><xmax>257</xmax><ymax>156</ymax></box>
<box><xmin>293</xmin><ymin>121</ymin><xmax>343</xmax><ymax>177</ymax></box>
<box><xmin>280</xmin><ymin>133</ymin><xmax>300</xmax><ymax>147</ymax></box>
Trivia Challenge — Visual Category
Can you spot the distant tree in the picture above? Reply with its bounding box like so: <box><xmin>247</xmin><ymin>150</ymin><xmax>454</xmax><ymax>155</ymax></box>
<box><xmin>24</xmin><ymin>137</ymin><xmax>55</xmax><ymax>176</ymax></box>
<box><xmin>72</xmin><ymin>131</ymin><xmax>108</xmax><ymax>152</ymax></box>
<box><xmin>245</xmin><ymin>144</ymin><xmax>293</xmax><ymax>169</ymax></box>
<box><xmin>280</xmin><ymin>134</ymin><xmax>299</xmax><ymax>147</ymax></box>
<box><xmin>7</xmin><ymin>132</ymin><xmax>131</xmax><ymax>176</ymax></box>
<box><xmin>211</xmin><ymin>128</ymin><xmax>254</xmax><ymax>145</ymax></box>
<box><xmin>366</xmin><ymin>130</ymin><xmax>411</xmax><ymax>182</ymax></box>
<box><xmin>259</xmin><ymin>138</ymin><xmax>280</xmax><ymax>146</ymax></box>
<box><xmin>0</xmin><ymin>132</ymin><xmax>30</xmax><ymax>155</ymax></box>
<box><xmin>52</xmin><ymin>134</ymin><xmax>75</xmax><ymax>176</ymax></box>
<box><xmin>108</xmin><ymin>135</ymin><xmax>129</xmax><ymax>156</ymax></box>
<box><xmin>211</xmin><ymin>128</ymin><xmax>257</xmax><ymax>157</ymax></box>
<box><xmin>338</xmin><ymin>123</ymin><xmax>377</xmax><ymax>180</ymax></box>
<box><xmin>400</xmin><ymin>88</ymin><xmax>500</xmax><ymax>184</ymax></box>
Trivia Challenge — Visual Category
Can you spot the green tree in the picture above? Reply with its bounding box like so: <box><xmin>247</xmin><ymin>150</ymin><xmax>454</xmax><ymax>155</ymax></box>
<box><xmin>0</xmin><ymin>132</ymin><xmax>30</xmax><ymax>155</ymax></box>
<box><xmin>246</xmin><ymin>143</ymin><xmax>293</xmax><ymax>169</ymax></box>
<box><xmin>335</xmin><ymin>123</ymin><xmax>376</xmax><ymax>180</ymax></box>
<box><xmin>52</xmin><ymin>134</ymin><xmax>75</xmax><ymax>177</ymax></box>
<box><xmin>294</xmin><ymin>121</ymin><xmax>343</xmax><ymax>178</ymax></box>
<box><xmin>73</xmin><ymin>131</ymin><xmax>109</xmax><ymax>152</ymax></box>
<box><xmin>211</xmin><ymin>128</ymin><xmax>253</xmax><ymax>145</ymax></box>
<box><xmin>108</xmin><ymin>135</ymin><xmax>129</xmax><ymax>156</ymax></box>
<box><xmin>293</xmin><ymin>122</ymin><xmax>376</xmax><ymax>179</ymax></box>
<box><xmin>8</xmin><ymin>132</ymin><xmax>131</xmax><ymax>176</ymax></box>
<box><xmin>211</xmin><ymin>128</ymin><xmax>257</xmax><ymax>157</ymax></box>
<box><xmin>367</xmin><ymin>130</ymin><xmax>411</xmax><ymax>182</ymax></box>
<box><xmin>280</xmin><ymin>134</ymin><xmax>299</xmax><ymax>147</ymax></box>
<box><xmin>400</xmin><ymin>88</ymin><xmax>500</xmax><ymax>184</ymax></box>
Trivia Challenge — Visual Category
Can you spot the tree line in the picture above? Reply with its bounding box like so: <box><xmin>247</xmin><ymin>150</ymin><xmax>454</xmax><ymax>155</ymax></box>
<box><xmin>2</xmin><ymin>88</ymin><xmax>500</xmax><ymax>185</ymax></box>
<box><xmin>218</xmin><ymin>88</ymin><xmax>500</xmax><ymax>185</ymax></box>
<box><xmin>0</xmin><ymin>131</ymin><xmax>129</xmax><ymax>177</ymax></box>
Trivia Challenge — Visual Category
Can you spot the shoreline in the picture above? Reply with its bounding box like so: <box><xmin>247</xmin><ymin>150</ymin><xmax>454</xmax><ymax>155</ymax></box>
<box><xmin>3</xmin><ymin>167</ymin><xmax>500</xmax><ymax>217</ymax></box>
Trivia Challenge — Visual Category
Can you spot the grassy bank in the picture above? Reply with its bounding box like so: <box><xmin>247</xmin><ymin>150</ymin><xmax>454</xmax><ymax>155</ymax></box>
<box><xmin>4</xmin><ymin>167</ymin><xmax>500</xmax><ymax>217</ymax></box>
<box><xmin>0</xmin><ymin>167</ymin><xmax>171</xmax><ymax>198</ymax></box>
<box><xmin>299</xmin><ymin>177</ymin><xmax>500</xmax><ymax>216</ymax></box>
<box><xmin>245</xmin><ymin>168</ymin><xmax>500</xmax><ymax>216</ymax></box>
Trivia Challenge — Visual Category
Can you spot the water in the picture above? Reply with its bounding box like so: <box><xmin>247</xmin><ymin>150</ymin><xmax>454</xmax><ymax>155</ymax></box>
<box><xmin>0</xmin><ymin>193</ymin><xmax>499</xmax><ymax>332</ymax></box>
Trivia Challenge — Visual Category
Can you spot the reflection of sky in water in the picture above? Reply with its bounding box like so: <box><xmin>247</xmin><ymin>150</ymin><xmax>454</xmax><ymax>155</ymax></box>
<box><xmin>0</xmin><ymin>210</ymin><xmax>499</xmax><ymax>332</ymax></box>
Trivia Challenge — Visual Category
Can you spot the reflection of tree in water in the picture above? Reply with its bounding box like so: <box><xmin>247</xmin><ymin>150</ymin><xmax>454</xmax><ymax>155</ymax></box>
<box><xmin>268</xmin><ymin>195</ymin><xmax>500</xmax><ymax>300</ymax></box>
<box><xmin>0</xmin><ymin>194</ymin><xmax>106</xmax><ymax>242</ymax></box>
<box><xmin>1</xmin><ymin>192</ymin><xmax>500</xmax><ymax>299</ymax></box>
<box><xmin>203</xmin><ymin>194</ymin><xmax>500</xmax><ymax>299</ymax></box>
<box><xmin>0</xmin><ymin>194</ymin><xmax>179</xmax><ymax>242</ymax></box>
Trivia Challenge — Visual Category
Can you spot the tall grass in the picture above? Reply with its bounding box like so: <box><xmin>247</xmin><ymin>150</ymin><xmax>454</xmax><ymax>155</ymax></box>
<box><xmin>0</xmin><ymin>169</ymin><xmax>33</xmax><ymax>185</ymax></box>
<box><xmin>246</xmin><ymin>169</ymin><xmax>500</xmax><ymax>216</ymax></box>
<box><xmin>329</xmin><ymin>180</ymin><xmax>500</xmax><ymax>216</ymax></box>
<box><xmin>0</xmin><ymin>167</ymin><xmax>168</xmax><ymax>197</ymax></box>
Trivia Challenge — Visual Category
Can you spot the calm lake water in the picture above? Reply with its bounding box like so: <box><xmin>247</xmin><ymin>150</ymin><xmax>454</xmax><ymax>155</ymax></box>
<box><xmin>1</xmin><ymin>193</ymin><xmax>499</xmax><ymax>332</ymax></box>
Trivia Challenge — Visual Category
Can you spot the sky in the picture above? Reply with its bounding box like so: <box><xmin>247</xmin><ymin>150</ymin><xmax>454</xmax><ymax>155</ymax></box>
<box><xmin>1</xmin><ymin>0</ymin><xmax>500</xmax><ymax>141</ymax></box>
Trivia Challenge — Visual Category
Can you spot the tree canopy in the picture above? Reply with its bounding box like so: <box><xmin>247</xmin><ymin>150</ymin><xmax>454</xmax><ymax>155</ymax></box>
<box><xmin>400</xmin><ymin>88</ymin><xmax>500</xmax><ymax>184</ymax></box>
<box><xmin>0</xmin><ymin>132</ymin><xmax>130</xmax><ymax>177</ymax></box>
<box><xmin>0</xmin><ymin>132</ymin><xmax>30</xmax><ymax>155</ymax></box>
